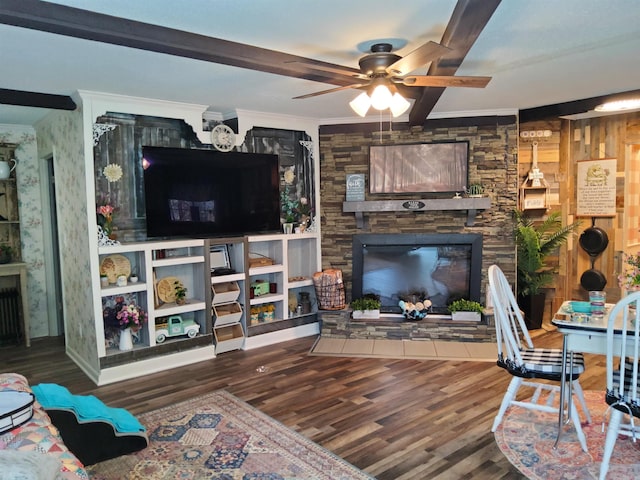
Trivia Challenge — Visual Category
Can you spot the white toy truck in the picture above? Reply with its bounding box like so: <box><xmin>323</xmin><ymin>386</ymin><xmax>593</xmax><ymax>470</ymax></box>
<box><xmin>155</xmin><ymin>315</ymin><xmax>200</xmax><ymax>343</ymax></box>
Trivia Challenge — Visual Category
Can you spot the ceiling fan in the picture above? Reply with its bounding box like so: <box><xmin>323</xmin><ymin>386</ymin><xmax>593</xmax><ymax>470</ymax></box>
<box><xmin>0</xmin><ymin>0</ymin><xmax>500</xmax><ymax>124</ymax></box>
<box><xmin>292</xmin><ymin>40</ymin><xmax>491</xmax><ymax>117</ymax></box>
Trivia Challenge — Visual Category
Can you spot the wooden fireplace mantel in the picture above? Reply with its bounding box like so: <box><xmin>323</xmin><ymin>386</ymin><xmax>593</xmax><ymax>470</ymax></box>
<box><xmin>343</xmin><ymin>197</ymin><xmax>491</xmax><ymax>228</ymax></box>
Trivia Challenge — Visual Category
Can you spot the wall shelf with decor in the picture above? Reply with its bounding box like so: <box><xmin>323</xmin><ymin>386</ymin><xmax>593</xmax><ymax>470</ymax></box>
<box><xmin>90</xmin><ymin>234</ymin><xmax>320</xmax><ymax>382</ymax></box>
<box><xmin>343</xmin><ymin>197</ymin><xmax>491</xmax><ymax>228</ymax></box>
<box><xmin>94</xmin><ymin>239</ymin><xmax>212</xmax><ymax>376</ymax></box>
<box><xmin>0</xmin><ymin>143</ymin><xmax>21</xmax><ymax>261</ymax></box>
<box><xmin>244</xmin><ymin>233</ymin><xmax>321</xmax><ymax>347</ymax></box>
<box><xmin>150</xmin><ymin>241</ymin><xmax>208</xmax><ymax>348</ymax></box>
<box><xmin>519</xmin><ymin>184</ymin><xmax>549</xmax><ymax>211</ymax></box>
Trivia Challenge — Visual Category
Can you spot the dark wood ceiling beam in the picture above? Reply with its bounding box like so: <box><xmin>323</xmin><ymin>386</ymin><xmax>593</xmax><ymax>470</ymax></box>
<box><xmin>519</xmin><ymin>89</ymin><xmax>640</xmax><ymax>122</ymax></box>
<box><xmin>408</xmin><ymin>0</ymin><xmax>501</xmax><ymax>126</ymax></box>
<box><xmin>0</xmin><ymin>88</ymin><xmax>76</xmax><ymax>110</ymax></box>
<box><xmin>0</xmin><ymin>0</ymin><xmax>356</xmax><ymax>87</ymax></box>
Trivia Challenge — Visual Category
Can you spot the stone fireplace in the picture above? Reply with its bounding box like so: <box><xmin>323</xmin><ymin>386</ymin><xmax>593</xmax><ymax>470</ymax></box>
<box><xmin>318</xmin><ymin>232</ymin><xmax>495</xmax><ymax>343</ymax></box>
<box><xmin>317</xmin><ymin>117</ymin><xmax>519</xmax><ymax>343</ymax></box>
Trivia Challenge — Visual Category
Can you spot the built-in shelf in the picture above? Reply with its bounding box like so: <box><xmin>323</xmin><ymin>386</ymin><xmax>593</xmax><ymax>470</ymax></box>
<box><xmin>343</xmin><ymin>197</ymin><xmax>492</xmax><ymax>228</ymax></box>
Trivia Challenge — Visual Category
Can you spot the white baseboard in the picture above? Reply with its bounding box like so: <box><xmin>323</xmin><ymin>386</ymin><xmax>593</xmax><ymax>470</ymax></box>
<box><xmin>244</xmin><ymin>322</ymin><xmax>319</xmax><ymax>350</ymax></box>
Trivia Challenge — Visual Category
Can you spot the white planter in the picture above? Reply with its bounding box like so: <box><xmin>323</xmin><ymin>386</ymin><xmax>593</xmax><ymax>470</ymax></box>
<box><xmin>352</xmin><ymin>309</ymin><xmax>380</xmax><ymax>319</ymax></box>
<box><xmin>451</xmin><ymin>311</ymin><xmax>481</xmax><ymax>322</ymax></box>
<box><xmin>118</xmin><ymin>328</ymin><xmax>133</xmax><ymax>351</ymax></box>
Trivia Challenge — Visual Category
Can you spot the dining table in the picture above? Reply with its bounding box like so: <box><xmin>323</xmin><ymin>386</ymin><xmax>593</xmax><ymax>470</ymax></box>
<box><xmin>550</xmin><ymin>300</ymin><xmax>628</xmax><ymax>450</ymax></box>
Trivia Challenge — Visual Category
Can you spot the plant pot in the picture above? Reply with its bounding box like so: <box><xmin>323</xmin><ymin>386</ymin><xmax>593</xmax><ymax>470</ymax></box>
<box><xmin>352</xmin><ymin>309</ymin><xmax>380</xmax><ymax>319</ymax></box>
<box><xmin>283</xmin><ymin>223</ymin><xmax>293</xmax><ymax>234</ymax></box>
<box><xmin>119</xmin><ymin>327</ymin><xmax>133</xmax><ymax>351</ymax></box>
<box><xmin>176</xmin><ymin>297</ymin><xmax>186</xmax><ymax>306</ymax></box>
<box><xmin>518</xmin><ymin>292</ymin><xmax>545</xmax><ymax>330</ymax></box>
<box><xmin>451</xmin><ymin>311</ymin><xmax>481</xmax><ymax>322</ymax></box>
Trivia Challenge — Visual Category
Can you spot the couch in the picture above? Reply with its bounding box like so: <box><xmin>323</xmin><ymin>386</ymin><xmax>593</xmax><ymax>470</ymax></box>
<box><xmin>0</xmin><ymin>373</ymin><xmax>88</xmax><ymax>480</ymax></box>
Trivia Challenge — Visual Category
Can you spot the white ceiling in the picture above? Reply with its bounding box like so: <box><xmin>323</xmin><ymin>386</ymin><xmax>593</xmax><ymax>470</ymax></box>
<box><xmin>1</xmin><ymin>0</ymin><xmax>639</xmax><ymax>126</ymax></box>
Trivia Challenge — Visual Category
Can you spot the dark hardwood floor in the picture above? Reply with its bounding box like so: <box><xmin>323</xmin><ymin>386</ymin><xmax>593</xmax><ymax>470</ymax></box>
<box><xmin>0</xmin><ymin>330</ymin><xmax>607</xmax><ymax>479</ymax></box>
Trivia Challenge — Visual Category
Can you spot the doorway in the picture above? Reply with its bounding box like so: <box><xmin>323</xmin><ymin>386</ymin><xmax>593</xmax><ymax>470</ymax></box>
<box><xmin>41</xmin><ymin>154</ymin><xmax>64</xmax><ymax>335</ymax></box>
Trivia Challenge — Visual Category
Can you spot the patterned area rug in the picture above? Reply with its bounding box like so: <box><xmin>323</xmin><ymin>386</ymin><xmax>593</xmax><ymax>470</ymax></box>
<box><xmin>86</xmin><ymin>390</ymin><xmax>372</xmax><ymax>480</ymax></box>
<box><xmin>495</xmin><ymin>390</ymin><xmax>640</xmax><ymax>479</ymax></box>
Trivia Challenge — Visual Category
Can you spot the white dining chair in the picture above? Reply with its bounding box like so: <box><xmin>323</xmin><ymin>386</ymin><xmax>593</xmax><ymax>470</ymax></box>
<box><xmin>488</xmin><ymin>264</ymin><xmax>591</xmax><ymax>452</ymax></box>
<box><xmin>599</xmin><ymin>290</ymin><xmax>640</xmax><ymax>480</ymax></box>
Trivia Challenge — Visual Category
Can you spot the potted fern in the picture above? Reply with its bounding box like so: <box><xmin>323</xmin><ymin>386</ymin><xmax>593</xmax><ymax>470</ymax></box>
<box><xmin>447</xmin><ymin>299</ymin><xmax>483</xmax><ymax>322</ymax></box>
<box><xmin>515</xmin><ymin>210</ymin><xmax>581</xmax><ymax>329</ymax></box>
<box><xmin>350</xmin><ymin>295</ymin><xmax>381</xmax><ymax>319</ymax></box>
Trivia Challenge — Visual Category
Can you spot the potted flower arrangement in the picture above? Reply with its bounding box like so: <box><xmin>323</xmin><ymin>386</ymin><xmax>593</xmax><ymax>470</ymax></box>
<box><xmin>261</xmin><ymin>303</ymin><xmax>276</xmax><ymax>322</ymax></box>
<box><xmin>350</xmin><ymin>295</ymin><xmax>381</xmax><ymax>319</ymax></box>
<box><xmin>448</xmin><ymin>299</ymin><xmax>483</xmax><ymax>322</ymax></box>
<box><xmin>117</xmin><ymin>303</ymin><xmax>147</xmax><ymax>331</ymax></box>
<box><xmin>174</xmin><ymin>280</ymin><xmax>187</xmax><ymax>305</ymax></box>
<box><xmin>280</xmin><ymin>166</ymin><xmax>313</xmax><ymax>233</ymax></box>
<box><xmin>250</xmin><ymin>306</ymin><xmax>261</xmax><ymax>325</ymax></box>
<box><xmin>297</xmin><ymin>196</ymin><xmax>312</xmax><ymax>231</ymax></box>
<box><xmin>97</xmin><ymin>204</ymin><xmax>116</xmax><ymax>238</ymax></box>
<box><xmin>116</xmin><ymin>303</ymin><xmax>147</xmax><ymax>351</ymax></box>
<box><xmin>618</xmin><ymin>251</ymin><xmax>640</xmax><ymax>295</ymax></box>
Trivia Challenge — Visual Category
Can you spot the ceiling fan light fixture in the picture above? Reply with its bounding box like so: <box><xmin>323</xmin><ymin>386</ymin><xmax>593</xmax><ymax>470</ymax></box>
<box><xmin>349</xmin><ymin>92</ymin><xmax>371</xmax><ymax>117</ymax></box>
<box><xmin>389</xmin><ymin>92</ymin><xmax>410</xmax><ymax>117</ymax></box>
<box><xmin>594</xmin><ymin>98</ymin><xmax>640</xmax><ymax>112</ymax></box>
<box><xmin>370</xmin><ymin>84</ymin><xmax>393</xmax><ymax>110</ymax></box>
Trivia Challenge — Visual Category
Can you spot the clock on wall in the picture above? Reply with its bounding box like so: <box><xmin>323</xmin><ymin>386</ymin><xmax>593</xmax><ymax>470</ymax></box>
<box><xmin>210</xmin><ymin>123</ymin><xmax>236</xmax><ymax>152</ymax></box>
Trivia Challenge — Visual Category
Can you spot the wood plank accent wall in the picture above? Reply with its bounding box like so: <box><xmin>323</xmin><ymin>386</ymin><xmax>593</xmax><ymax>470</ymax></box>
<box><xmin>567</xmin><ymin>111</ymin><xmax>640</xmax><ymax>304</ymax></box>
<box><xmin>520</xmin><ymin>111</ymin><xmax>640</xmax><ymax>312</ymax></box>
<box><xmin>318</xmin><ymin>120</ymin><xmax>518</xmax><ymax>304</ymax></box>
<box><xmin>517</xmin><ymin>119</ymin><xmax>572</xmax><ymax>316</ymax></box>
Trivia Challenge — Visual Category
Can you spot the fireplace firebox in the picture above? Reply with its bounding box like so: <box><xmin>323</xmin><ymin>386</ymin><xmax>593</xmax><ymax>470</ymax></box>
<box><xmin>351</xmin><ymin>233</ymin><xmax>483</xmax><ymax>314</ymax></box>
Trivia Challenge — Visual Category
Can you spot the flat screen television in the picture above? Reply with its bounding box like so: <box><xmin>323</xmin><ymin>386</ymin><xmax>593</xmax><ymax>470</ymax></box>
<box><xmin>352</xmin><ymin>233</ymin><xmax>483</xmax><ymax>314</ymax></box>
<box><xmin>142</xmin><ymin>146</ymin><xmax>281</xmax><ymax>238</ymax></box>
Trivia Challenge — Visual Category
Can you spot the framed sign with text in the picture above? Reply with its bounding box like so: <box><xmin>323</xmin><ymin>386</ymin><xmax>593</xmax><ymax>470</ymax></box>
<box><xmin>576</xmin><ymin>158</ymin><xmax>616</xmax><ymax>217</ymax></box>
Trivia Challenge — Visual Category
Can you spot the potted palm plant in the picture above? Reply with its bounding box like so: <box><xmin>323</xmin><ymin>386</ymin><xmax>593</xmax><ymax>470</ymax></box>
<box><xmin>515</xmin><ymin>210</ymin><xmax>581</xmax><ymax>329</ymax></box>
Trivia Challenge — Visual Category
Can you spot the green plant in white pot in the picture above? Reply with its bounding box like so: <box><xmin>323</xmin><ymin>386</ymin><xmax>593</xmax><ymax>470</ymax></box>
<box><xmin>448</xmin><ymin>299</ymin><xmax>483</xmax><ymax>322</ymax></box>
<box><xmin>350</xmin><ymin>295</ymin><xmax>381</xmax><ymax>319</ymax></box>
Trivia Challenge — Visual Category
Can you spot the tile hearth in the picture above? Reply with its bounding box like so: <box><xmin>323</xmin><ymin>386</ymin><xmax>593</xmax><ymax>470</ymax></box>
<box><xmin>310</xmin><ymin>337</ymin><xmax>497</xmax><ymax>361</ymax></box>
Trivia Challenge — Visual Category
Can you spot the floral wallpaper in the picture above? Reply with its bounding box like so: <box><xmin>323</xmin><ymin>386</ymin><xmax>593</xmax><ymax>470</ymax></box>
<box><xmin>0</xmin><ymin>125</ymin><xmax>48</xmax><ymax>339</ymax></box>
<box><xmin>35</xmin><ymin>109</ymin><xmax>99</xmax><ymax>372</ymax></box>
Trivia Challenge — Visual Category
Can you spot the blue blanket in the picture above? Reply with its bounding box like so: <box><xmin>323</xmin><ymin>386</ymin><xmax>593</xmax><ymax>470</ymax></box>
<box><xmin>32</xmin><ymin>383</ymin><xmax>145</xmax><ymax>434</ymax></box>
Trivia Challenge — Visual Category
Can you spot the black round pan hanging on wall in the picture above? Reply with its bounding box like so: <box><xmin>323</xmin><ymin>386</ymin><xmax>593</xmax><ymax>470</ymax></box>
<box><xmin>579</xmin><ymin>218</ymin><xmax>608</xmax><ymax>291</ymax></box>
<box><xmin>580</xmin><ymin>260</ymin><xmax>607</xmax><ymax>291</ymax></box>
<box><xmin>579</xmin><ymin>219</ymin><xmax>609</xmax><ymax>255</ymax></box>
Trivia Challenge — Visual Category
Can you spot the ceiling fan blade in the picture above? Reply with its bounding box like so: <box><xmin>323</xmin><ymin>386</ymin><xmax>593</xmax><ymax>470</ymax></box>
<box><xmin>386</xmin><ymin>41</ymin><xmax>451</xmax><ymax>76</ymax></box>
<box><xmin>401</xmin><ymin>75</ymin><xmax>491</xmax><ymax>88</ymax></box>
<box><xmin>293</xmin><ymin>83</ymin><xmax>368</xmax><ymax>100</ymax></box>
<box><xmin>285</xmin><ymin>60</ymin><xmax>362</xmax><ymax>79</ymax></box>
